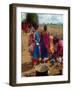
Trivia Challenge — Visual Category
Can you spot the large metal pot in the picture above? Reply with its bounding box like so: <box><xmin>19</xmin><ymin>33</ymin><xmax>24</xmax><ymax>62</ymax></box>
<box><xmin>35</xmin><ymin>63</ymin><xmax>48</xmax><ymax>76</ymax></box>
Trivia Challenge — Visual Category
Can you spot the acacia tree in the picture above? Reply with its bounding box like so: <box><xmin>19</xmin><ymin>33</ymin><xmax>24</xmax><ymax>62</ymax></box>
<box><xmin>26</xmin><ymin>13</ymin><xmax>39</xmax><ymax>25</ymax></box>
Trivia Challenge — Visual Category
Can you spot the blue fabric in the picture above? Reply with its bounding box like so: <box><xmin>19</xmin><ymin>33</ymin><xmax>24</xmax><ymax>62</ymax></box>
<box><xmin>33</xmin><ymin>32</ymin><xmax>40</xmax><ymax>59</ymax></box>
<box><xmin>35</xmin><ymin>32</ymin><xmax>40</xmax><ymax>44</ymax></box>
<box><xmin>33</xmin><ymin>45</ymin><xmax>40</xmax><ymax>59</ymax></box>
<box><xmin>41</xmin><ymin>41</ymin><xmax>48</xmax><ymax>59</ymax></box>
<box><xmin>41</xmin><ymin>36</ymin><xmax>48</xmax><ymax>59</ymax></box>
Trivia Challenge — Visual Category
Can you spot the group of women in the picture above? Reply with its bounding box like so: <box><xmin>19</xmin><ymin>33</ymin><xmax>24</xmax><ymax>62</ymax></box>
<box><xmin>28</xmin><ymin>24</ymin><xmax>63</xmax><ymax>66</ymax></box>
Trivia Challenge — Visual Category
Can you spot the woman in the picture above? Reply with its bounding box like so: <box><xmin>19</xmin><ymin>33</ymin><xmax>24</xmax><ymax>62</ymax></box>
<box><xmin>22</xmin><ymin>21</ymin><xmax>29</xmax><ymax>33</ymax></box>
<box><xmin>28</xmin><ymin>25</ymin><xmax>35</xmax><ymax>55</ymax></box>
<box><xmin>32</xmin><ymin>24</ymin><xmax>41</xmax><ymax>66</ymax></box>
<box><xmin>40</xmin><ymin>25</ymin><xmax>49</xmax><ymax>62</ymax></box>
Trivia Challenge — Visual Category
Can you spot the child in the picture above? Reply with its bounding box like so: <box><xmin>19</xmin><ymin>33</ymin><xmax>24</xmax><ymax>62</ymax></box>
<box><xmin>49</xmin><ymin>33</ymin><xmax>55</xmax><ymax>54</ymax></box>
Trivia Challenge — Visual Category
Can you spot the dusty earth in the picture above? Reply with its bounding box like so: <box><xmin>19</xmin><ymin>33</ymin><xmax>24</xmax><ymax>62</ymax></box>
<box><xmin>21</xmin><ymin>25</ymin><xmax>63</xmax><ymax>77</ymax></box>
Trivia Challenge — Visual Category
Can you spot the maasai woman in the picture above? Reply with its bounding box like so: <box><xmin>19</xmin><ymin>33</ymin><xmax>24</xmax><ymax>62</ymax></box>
<box><xmin>52</xmin><ymin>33</ymin><xmax>59</xmax><ymax>58</ymax></box>
<box><xmin>56</xmin><ymin>39</ymin><xmax>63</xmax><ymax>57</ymax></box>
<box><xmin>55</xmin><ymin>39</ymin><xmax>63</xmax><ymax>68</ymax></box>
<box><xmin>32</xmin><ymin>24</ymin><xmax>41</xmax><ymax>66</ymax></box>
<box><xmin>28</xmin><ymin>25</ymin><xmax>35</xmax><ymax>55</ymax></box>
<box><xmin>22</xmin><ymin>21</ymin><xmax>29</xmax><ymax>33</ymax></box>
<box><xmin>40</xmin><ymin>25</ymin><xmax>49</xmax><ymax>62</ymax></box>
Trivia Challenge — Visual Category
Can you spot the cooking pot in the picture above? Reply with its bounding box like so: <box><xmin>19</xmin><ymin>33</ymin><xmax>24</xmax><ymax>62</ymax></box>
<box><xmin>35</xmin><ymin>63</ymin><xmax>48</xmax><ymax>76</ymax></box>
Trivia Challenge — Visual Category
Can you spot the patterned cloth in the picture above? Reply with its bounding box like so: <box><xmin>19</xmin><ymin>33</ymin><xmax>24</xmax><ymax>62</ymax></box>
<box><xmin>40</xmin><ymin>32</ymin><xmax>49</xmax><ymax>59</ymax></box>
<box><xmin>33</xmin><ymin>32</ymin><xmax>40</xmax><ymax>59</ymax></box>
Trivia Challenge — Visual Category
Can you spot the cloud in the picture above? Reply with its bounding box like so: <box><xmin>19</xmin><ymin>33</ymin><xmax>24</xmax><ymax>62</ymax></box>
<box><xmin>38</xmin><ymin>14</ymin><xmax>63</xmax><ymax>24</ymax></box>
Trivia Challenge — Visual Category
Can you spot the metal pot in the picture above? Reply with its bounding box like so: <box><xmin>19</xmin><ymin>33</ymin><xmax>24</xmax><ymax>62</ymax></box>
<box><xmin>35</xmin><ymin>63</ymin><xmax>48</xmax><ymax>76</ymax></box>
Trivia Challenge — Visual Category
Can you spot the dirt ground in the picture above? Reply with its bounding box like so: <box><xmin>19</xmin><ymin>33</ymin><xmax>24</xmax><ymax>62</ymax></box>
<box><xmin>21</xmin><ymin>24</ymin><xmax>63</xmax><ymax>77</ymax></box>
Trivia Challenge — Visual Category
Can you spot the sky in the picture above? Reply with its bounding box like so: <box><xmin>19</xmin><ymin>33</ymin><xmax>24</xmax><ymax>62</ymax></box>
<box><xmin>21</xmin><ymin>13</ymin><xmax>63</xmax><ymax>24</ymax></box>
